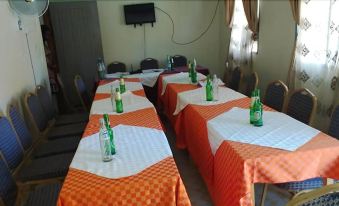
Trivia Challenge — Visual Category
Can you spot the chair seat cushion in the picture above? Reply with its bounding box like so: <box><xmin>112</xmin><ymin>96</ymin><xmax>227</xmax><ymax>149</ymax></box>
<box><xmin>275</xmin><ymin>177</ymin><xmax>324</xmax><ymax>193</ymax></box>
<box><xmin>55</xmin><ymin>112</ymin><xmax>88</xmax><ymax>126</ymax></box>
<box><xmin>24</xmin><ymin>183</ymin><xmax>61</xmax><ymax>206</ymax></box>
<box><xmin>48</xmin><ymin>123</ymin><xmax>86</xmax><ymax>140</ymax></box>
<box><xmin>33</xmin><ymin>137</ymin><xmax>81</xmax><ymax>158</ymax></box>
<box><xmin>17</xmin><ymin>153</ymin><xmax>74</xmax><ymax>182</ymax></box>
<box><xmin>301</xmin><ymin>192</ymin><xmax>339</xmax><ymax>206</ymax></box>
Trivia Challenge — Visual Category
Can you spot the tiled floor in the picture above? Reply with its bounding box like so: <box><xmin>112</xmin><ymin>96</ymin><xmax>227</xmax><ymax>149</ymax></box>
<box><xmin>160</xmin><ymin>114</ymin><xmax>291</xmax><ymax>206</ymax></box>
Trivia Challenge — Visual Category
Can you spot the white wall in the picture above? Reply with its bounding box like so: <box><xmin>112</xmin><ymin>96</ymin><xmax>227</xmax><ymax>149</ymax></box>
<box><xmin>97</xmin><ymin>0</ymin><xmax>228</xmax><ymax>77</ymax></box>
<box><xmin>0</xmin><ymin>2</ymin><xmax>49</xmax><ymax>113</ymax></box>
<box><xmin>252</xmin><ymin>0</ymin><xmax>296</xmax><ymax>94</ymax></box>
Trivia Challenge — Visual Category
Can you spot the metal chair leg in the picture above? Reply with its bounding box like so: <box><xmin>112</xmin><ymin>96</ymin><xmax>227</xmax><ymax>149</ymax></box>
<box><xmin>259</xmin><ymin>184</ymin><xmax>268</xmax><ymax>206</ymax></box>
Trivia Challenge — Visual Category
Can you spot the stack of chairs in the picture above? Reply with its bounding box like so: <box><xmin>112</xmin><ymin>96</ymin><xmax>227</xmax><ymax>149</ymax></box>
<box><xmin>0</xmin><ymin>84</ymin><xmax>89</xmax><ymax>205</ymax></box>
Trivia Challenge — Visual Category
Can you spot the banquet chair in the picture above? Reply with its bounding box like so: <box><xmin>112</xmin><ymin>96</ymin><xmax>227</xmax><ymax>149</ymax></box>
<box><xmin>36</xmin><ymin>85</ymin><xmax>88</xmax><ymax>126</ymax></box>
<box><xmin>8</xmin><ymin>104</ymin><xmax>80</xmax><ymax>158</ymax></box>
<box><xmin>264</xmin><ymin>80</ymin><xmax>288</xmax><ymax>112</ymax></box>
<box><xmin>0</xmin><ymin>155</ymin><xmax>61</xmax><ymax>206</ymax></box>
<box><xmin>140</xmin><ymin>58</ymin><xmax>159</xmax><ymax>70</ymax></box>
<box><xmin>107</xmin><ymin>61</ymin><xmax>127</xmax><ymax>74</ymax></box>
<box><xmin>328</xmin><ymin>105</ymin><xmax>339</xmax><ymax>139</ymax></box>
<box><xmin>286</xmin><ymin>183</ymin><xmax>339</xmax><ymax>206</ymax></box>
<box><xmin>24</xmin><ymin>92</ymin><xmax>85</xmax><ymax>140</ymax></box>
<box><xmin>74</xmin><ymin>75</ymin><xmax>92</xmax><ymax>112</ymax></box>
<box><xmin>172</xmin><ymin>55</ymin><xmax>187</xmax><ymax>68</ymax></box>
<box><xmin>285</xmin><ymin>88</ymin><xmax>317</xmax><ymax>125</ymax></box>
<box><xmin>0</xmin><ymin>115</ymin><xmax>73</xmax><ymax>182</ymax></box>
<box><xmin>245</xmin><ymin>72</ymin><xmax>259</xmax><ymax>97</ymax></box>
<box><xmin>229</xmin><ymin>67</ymin><xmax>243</xmax><ymax>92</ymax></box>
<box><xmin>56</xmin><ymin>74</ymin><xmax>83</xmax><ymax>112</ymax></box>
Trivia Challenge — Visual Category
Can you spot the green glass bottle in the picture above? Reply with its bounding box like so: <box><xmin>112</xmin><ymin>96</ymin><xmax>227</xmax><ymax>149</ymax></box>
<box><xmin>119</xmin><ymin>77</ymin><xmax>126</xmax><ymax>94</ymax></box>
<box><xmin>188</xmin><ymin>61</ymin><xmax>192</xmax><ymax>78</ymax></box>
<box><xmin>103</xmin><ymin>114</ymin><xmax>116</xmax><ymax>155</ymax></box>
<box><xmin>115</xmin><ymin>88</ymin><xmax>123</xmax><ymax>113</ymax></box>
<box><xmin>253</xmin><ymin>98</ymin><xmax>263</xmax><ymax>127</ymax></box>
<box><xmin>206</xmin><ymin>76</ymin><xmax>213</xmax><ymax>101</ymax></box>
<box><xmin>250</xmin><ymin>90</ymin><xmax>256</xmax><ymax>124</ymax></box>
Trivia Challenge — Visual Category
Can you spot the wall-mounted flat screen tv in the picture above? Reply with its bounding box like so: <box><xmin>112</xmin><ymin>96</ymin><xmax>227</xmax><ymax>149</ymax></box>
<box><xmin>124</xmin><ymin>3</ymin><xmax>156</xmax><ymax>26</ymax></box>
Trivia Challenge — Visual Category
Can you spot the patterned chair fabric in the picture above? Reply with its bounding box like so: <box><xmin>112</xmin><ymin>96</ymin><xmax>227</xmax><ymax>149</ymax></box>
<box><xmin>245</xmin><ymin>72</ymin><xmax>259</xmax><ymax>97</ymax></box>
<box><xmin>172</xmin><ymin>55</ymin><xmax>187</xmax><ymax>68</ymax></box>
<box><xmin>0</xmin><ymin>116</ymin><xmax>24</xmax><ymax>170</ymax></box>
<box><xmin>26</xmin><ymin>93</ymin><xmax>49</xmax><ymax>132</ymax></box>
<box><xmin>36</xmin><ymin>85</ymin><xmax>56</xmax><ymax>121</ymax></box>
<box><xmin>276</xmin><ymin>177</ymin><xmax>324</xmax><ymax>193</ymax></box>
<box><xmin>264</xmin><ymin>80</ymin><xmax>288</xmax><ymax>112</ymax></box>
<box><xmin>329</xmin><ymin>105</ymin><xmax>339</xmax><ymax>139</ymax></box>
<box><xmin>0</xmin><ymin>157</ymin><xmax>17</xmax><ymax>206</ymax></box>
<box><xmin>140</xmin><ymin>58</ymin><xmax>159</xmax><ymax>70</ymax></box>
<box><xmin>229</xmin><ymin>67</ymin><xmax>242</xmax><ymax>92</ymax></box>
<box><xmin>300</xmin><ymin>192</ymin><xmax>339</xmax><ymax>206</ymax></box>
<box><xmin>8</xmin><ymin>106</ymin><xmax>33</xmax><ymax>151</ymax></box>
<box><xmin>24</xmin><ymin>183</ymin><xmax>61</xmax><ymax>206</ymax></box>
<box><xmin>74</xmin><ymin>75</ymin><xmax>92</xmax><ymax>112</ymax></box>
<box><xmin>107</xmin><ymin>61</ymin><xmax>127</xmax><ymax>74</ymax></box>
<box><xmin>286</xmin><ymin>89</ymin><xmax>316</xmax><ymax>125</ymax></box>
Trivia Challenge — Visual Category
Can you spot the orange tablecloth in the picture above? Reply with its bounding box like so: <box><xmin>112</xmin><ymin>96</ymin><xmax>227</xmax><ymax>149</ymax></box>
<box><xmin>158</xmin><ymin>78</ymin><xmax>339</xmax><ymax>206</ymax></box>
<box><xmin>58</xmin><ymin>81</ymin><xmax>191</xmax><ymax>206</ymax></box>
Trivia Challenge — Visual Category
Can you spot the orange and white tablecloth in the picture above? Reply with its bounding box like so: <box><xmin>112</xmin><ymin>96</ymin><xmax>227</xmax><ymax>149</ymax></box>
<box><xmin>157</xmin><ymin>74</ymin><xmax>339</xmax><ymax>206</ymax></box>
<box><xmin>57</xmin><ymin>79</ymin><xmax>191</xmax><ymax>206</ymax></box>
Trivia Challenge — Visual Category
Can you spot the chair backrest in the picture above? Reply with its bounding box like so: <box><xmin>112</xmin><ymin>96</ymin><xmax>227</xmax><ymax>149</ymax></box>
<box><xmin>107</xmin><ymin>61</ymin><xmax>127</xmax><ymax>74</ymax></box>
<box><xmin>140</xmin><ymin>58</ymin><xmax>159</xmax><ymax>70</ymax></box>
<box><xmin>0</xmin><ymin>116</ymin><xmax>24</xmax><ymax>170</ymax></box>
<box><xmin>286</xmin><ymin>88</ymin><xmax>317</xmax><ymax>125</ymax></box>
<box><xmin>245</xmin><ymin>72</ymin><xmax>259</xmax><ymax>97</ymax></box>
<box><xmin>74</xmin><ymin>75</ymin><xmax>91</xmax><ymax>112</ymax></box>
<box><xmin>24</xmin><ymin>93</ymin><xmax>49</xmax><ymax>133</ymax></box>
<box><xmin>7</xmin><ymin>105</ymin><xmax>33</xmax><ymax>152</ymax></box>
<box><xmin>0</xmin><ymin>155</ymin><xmax>17</xmax><ymax>206</ymax></box>
<box><xmin>329</xmin><ymin>105</ymin><xmax>339</xmax><ymax>139</ymax></box>
<box><xmin>56</xmin><ymin>73</ymin><xmax>74</xmax><ymax>111</ymax></box>
<box><xmin>264</xmin><ymin>80</ymin><xmax>288</xmax><ymax>112</ymax></box>
<box><xmin>172</xmin><ymin>55</ymin><xmax>187</xmax><ymax>68</ymax></box>
<box><xmin>229</xmin><ymin>67</ymin><xmax>243</xmax><ymax>91</ymax></box>
<box><xmin>36</xmin><ymin>85</ymin><xmax>56</xmax><ymax>121</ymax></box>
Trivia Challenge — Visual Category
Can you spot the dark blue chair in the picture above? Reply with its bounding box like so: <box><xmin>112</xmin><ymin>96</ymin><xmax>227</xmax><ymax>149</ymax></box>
<box><xmin>329</xmin><ymin>105</ymin><xmax>339</xmax><ymax>139</ymax></box>
<box><xmin>264</xmin><ymin>80</ymin><xmax>288</xmax><ymax>112</ymax></box>
<box><xmin>8</xmin><ymin>105</ymin><xmax>80</xmax><ymax>158</ymax></box>
<box><xmin>285</xmin><ymin>88</ymin><xmax>317</xmax><ymax>125</ymax></box>
<box><xmin>25</xmin><ymin>92</ymin><xmax>86</xmax><ymax>140</ymax></box>
<box><xmin>172</xmin><ymin>55</ymin><xmax>187</xmax><ymax>68</ymax></box>
<box><xmin>140</xmin><ymin>58</ymin><xmax>159</xmax><ymax>70</ymax></box>
<box><xmin>74</xmin><ymin>75</ymin><xmax>92</xmax><ymax>112</ymax></box>
<box><xmin>0</xmin><ymin>156</ymin><xmax>61</xmax><ymax>206</ymax></box>
<box><xmin>229</xmin><ymin>67</ymin><xmax>243</xmax><ymax>92</ymax></box>
<box><xmin>0</xmin><ymin>115</ymin><xmax>73</xmax><ymax>182</ymax></box>
<box><xmin>36</xmin><ymin>85</ymin><xmax>88</xmax><ymax>126</ymax></box>
<box><xmin>107</xmin><ymin>61</ymin><xmax>127</xmax><ymax>73</ymax></box>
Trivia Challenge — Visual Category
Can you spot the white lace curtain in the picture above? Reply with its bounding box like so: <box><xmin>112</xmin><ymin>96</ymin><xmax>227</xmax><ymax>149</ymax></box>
<box><xmin>228</xmin><ymin>0</ymin><xmax>253</xmax><ymax>75</ymax></box>
<box><xmin>290</xmin><ymin>0</ymin><xmax>339</xmax><ymax>129</ymax></box>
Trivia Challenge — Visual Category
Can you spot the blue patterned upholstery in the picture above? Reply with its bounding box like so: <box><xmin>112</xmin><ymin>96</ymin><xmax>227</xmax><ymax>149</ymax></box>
<box><xmin>140</xmin><ymin>58</ymin><xmax>159</xmax><ymax>70</ymax></box>
<box><xmin>0</xmin><ymin>117</ymin><xmax>24</xmax><ymax>170</ymax></box>
<box><xmin>229</xmin><ymin>67</ymin><xmax>242</xmax><ymax>92</ymax></box>
<box><xmin>8</xmin><ymin>106</ymin><xmax>33</xmax><ymax>151</ymax></box>
<box><xmin>36</xmin><ymin>86</ymin><xmax>56</xmax><ymax>121</ymax></box>
<box><xmin>26</xmin><ymin>93</ymin><xmax>49</xmax><ymax>132</ymax></box>
<box><xmin>0</xmin><ymin>157</ymin><xmax>17</xmax><ymax>206</ymax></box>
<box><xmin>264</xmin><ymin>81</ymin><xmax>288</xmax><ymax>112</ymax></box>
<box><xmin>276</xmin><ymin>177</ymin><xmax>324</xmax><ymax>193</ymax></box>
<box><xmin>286</xmin><ymin>89</ymin><xmax>315</xmax><ymax>125</ymax></box>
<box><xmin>74</xmin><ymin>75</ymin><xmax>91</xmax><ymax>111</ymax></box>
<box><xmin>107</xmin><ymin>61</ymin><xmax>126</xmax><ymax>73</ymax></box>
<box><xmin>301</xmin><ymin>192</ymin><xmax>339</xmax><ymax>206</ymax></box>
<box><xmin>329</xmin><ymin>105</ymin><xmax>339</xmax><ymax>139</ymax></box>
<box><xmin>172</xmin><ymin>55</ymin><xmax>187</xmax><ymax>68</ymax></box>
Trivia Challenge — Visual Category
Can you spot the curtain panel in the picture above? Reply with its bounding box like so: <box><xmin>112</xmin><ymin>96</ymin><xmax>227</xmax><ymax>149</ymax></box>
<box><xmin>289</xmin><ymin>0</ymin><xmax>301</xmax><ymax>25</ymax></box>
<box><xmin>289</xmin><ymin>0</ymin><xmax>339</xmax><ymax>130</ymax></box>
<box><xmin>225</xmin><ymin>0</ymin><xmax>235</xmax><ymax>28</ymax></box>
<box><xmin>242</xmin><ymin>0</ymin><xmax>259</xmax><ymax>40</ymax></box>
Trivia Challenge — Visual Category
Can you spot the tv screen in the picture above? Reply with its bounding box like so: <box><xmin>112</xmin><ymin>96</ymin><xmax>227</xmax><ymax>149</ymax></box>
<box><xmin>124</xmin><ymin>3</ymin><xmax>156</xmax><ymax>25</ymax></box>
